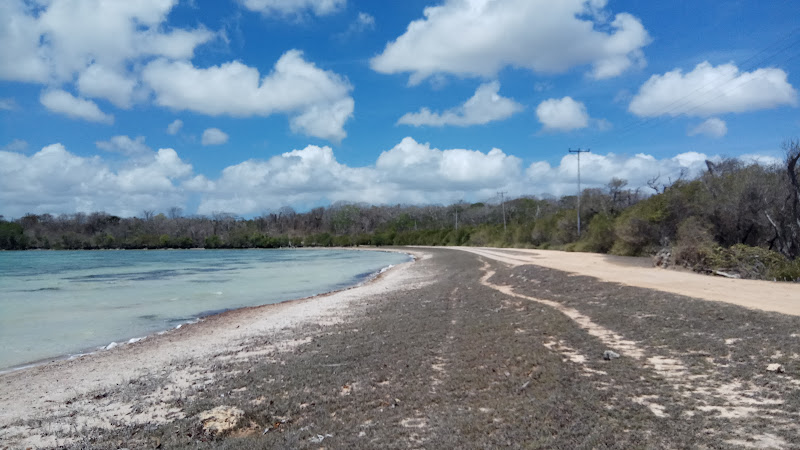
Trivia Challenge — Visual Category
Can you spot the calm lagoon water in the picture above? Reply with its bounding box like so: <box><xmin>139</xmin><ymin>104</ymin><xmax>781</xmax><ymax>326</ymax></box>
<box><xmin>0</xmin><ymin>249</ymin><xmax>410</xmax><ymax>370</ymax></box>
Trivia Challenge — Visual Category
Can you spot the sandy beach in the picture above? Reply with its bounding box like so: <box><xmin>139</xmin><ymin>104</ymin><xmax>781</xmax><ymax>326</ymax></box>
<box><xmin>1</xmin><ymin>247</ymin><xmax>799</xmax><ymax>449</ymax></box>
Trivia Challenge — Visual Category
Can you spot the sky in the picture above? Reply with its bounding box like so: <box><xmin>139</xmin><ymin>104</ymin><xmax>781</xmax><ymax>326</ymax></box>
<box><xmin>1</xmin><ymin>0</ymin><xmax>799</xmax><ymax>219</ymax></box>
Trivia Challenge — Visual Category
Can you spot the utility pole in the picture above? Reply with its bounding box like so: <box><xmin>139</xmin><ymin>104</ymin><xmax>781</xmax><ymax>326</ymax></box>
<box><xmin>498</xmin><ymin>191</ymin><xmax>507</xmax><ymax>232</ymax></box>
<box><xmin>568</xmin><ymin>148</ymin><xmax>590</xmax><ymax>236</ymax></box>
<box><xmin>454</xmin><ymin>207</ymin><xmax>458</xmax><ymax>231</ymax></box>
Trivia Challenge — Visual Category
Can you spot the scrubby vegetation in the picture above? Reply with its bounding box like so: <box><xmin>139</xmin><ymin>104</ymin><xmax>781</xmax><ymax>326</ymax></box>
<box><xmin>2</xmin><ymin>141</ymin><xmax>799</xmax><ymax>281</ymax></box>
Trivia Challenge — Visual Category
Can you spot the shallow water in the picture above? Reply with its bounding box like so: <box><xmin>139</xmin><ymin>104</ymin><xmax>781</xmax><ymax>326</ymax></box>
<box><xmin>0</xmin><ymin>248</ymin><xmax>409</xmax><ymax>370</ymax></box>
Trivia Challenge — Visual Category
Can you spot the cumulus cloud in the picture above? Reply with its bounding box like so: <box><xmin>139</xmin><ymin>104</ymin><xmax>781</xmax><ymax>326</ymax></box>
<box><xmin>202</xmin><ymin>128</ymin><xmax>229</xmax><ymax>146</ymax></box>
<box><xmin>96</xmin><ymin>135</ymin><xmax>152</xmax><ymax>157</ymax></box>
<box><xmin>142</xmin><ymin>50</ymin><xmax>354</xmax><ymax>141</ymax></box>
<box><xmin>166</xmin><ymin>119</ymin><xmax>184</xmax><ymax>135</ymax></box>
<box><xmin>1</xmin><ymin>1</ymin><xmax>354</xmax><ymax>142</ymax></box>
<box><xmin>536</xmin><ymin>97</ymin><xmax>590</xmax><ymax>132</ymax></box>
<box><xmin>189</xmin><ymin>144</ymin><xmax>377</xmax><ymax>214</ymax></box>
<box><xmin>688</xmin><ymin>118</ymin><xmax>727</xmax><ymax>138</ymax></box>
<box><xmin>192</xmin><ymin>137</ymin><xmax>523</xmax><ymax>214</ymax></box>
<box><xmin>1</xmin><ymin>137</ymin><xmax>784</xmax><ymax>218</ymax></box>
<box><xmin>76</xmin><ymin>64</ymin><xmax>138</xmax><ymax>109</ymax></box>
<box><xmin>0</xmin><ymin>0</ymin><xmax>49</xmax><ymax>83</ymax></box>
<box><xmin>525</xmin><ymin>150</ymin><xmax>713</xmax><ymax>197</ymax></box>
<box><xmin>240</xmin><ymin>0</ymin><xmax>345</xmax><ymax>16</ymax></box>
<box><xmin>40</xmin><ymin>89</ymin><xmax>114</xmax><ymax>124</ymax></box>
<box><xmin>0</xmin><ymin>0</ymin><xmax>214</xmax><ymax>108</ymax></box>
<box><xmin>398</xmin><ymin>81</ymin><xmax>523</xmax><ymax>127</ymax></box>
<box><xmin>0</xmin><ymin>144</ymin><xmax>192</xmax><ymax>218</ymax></box>
<box><xmin>371</xmin><ymin>0</ymin><xmax>650</xmax><ymax>84</ymax></box>
<box><xmin>376</xmin><ymin>137</ymin><xmax>522</xmax><ymax>189</ymax></box>
<box><xmin>629</xmin><ymin>61</ymin><xmax>798</xmax><ymax>118</ymax></box>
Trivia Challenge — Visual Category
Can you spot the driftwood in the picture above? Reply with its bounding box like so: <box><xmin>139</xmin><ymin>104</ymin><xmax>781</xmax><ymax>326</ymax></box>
<box><xmin>713</xmin><ymin>270</ymin><xmax>741</xmax><ymax>279</ymax></box>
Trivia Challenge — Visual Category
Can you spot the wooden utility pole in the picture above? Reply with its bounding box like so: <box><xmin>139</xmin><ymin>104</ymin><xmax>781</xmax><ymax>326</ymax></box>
<box><xmin>569</xmin><ymin>148</ymin><xmax>590</xmax><ymax>236</ymax></box>
<box><xmin>498</xmin><ymin>191</ymin><xmax>507</xmax><ymax>232</ymax></box>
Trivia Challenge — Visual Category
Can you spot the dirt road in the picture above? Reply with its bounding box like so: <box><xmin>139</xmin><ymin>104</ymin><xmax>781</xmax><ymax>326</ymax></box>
<box><xmin>451</xmin><ymin>247</ymin><xmax>800</xmax><ymax>316</ymax></box>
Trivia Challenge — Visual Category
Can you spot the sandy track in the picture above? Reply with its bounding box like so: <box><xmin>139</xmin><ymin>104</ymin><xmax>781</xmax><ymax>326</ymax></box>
<box><xmin>446</xmin><ymin>247</ymin><xmax>800</xmax><ymax>316</ymax></box>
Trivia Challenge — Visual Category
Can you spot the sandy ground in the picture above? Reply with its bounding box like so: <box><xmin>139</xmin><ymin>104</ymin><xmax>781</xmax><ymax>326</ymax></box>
<box><xmin>448</xmin><ymin>247</ymin><xmax>800</xmax><ymax>316</ymax></box>
<box><xmin>0</xmin><ymin>249</ymin><xmax>428</xmax><ymax>448</ymax></box>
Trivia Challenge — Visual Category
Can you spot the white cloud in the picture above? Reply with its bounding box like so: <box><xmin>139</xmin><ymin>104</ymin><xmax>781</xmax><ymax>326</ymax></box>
<box><xmin>191</xmin><ymin>144</ymin><xmax>378</xmax><ymax>214</ymax></box>
<box><xmin>629</xmin><ymin>61</ymin><xmax>798</xmax><ymax>117</ymax></box>
<box><xmin>525</xmin><ymin>150</ymin><xmax>714</xmax><ymax>197</ymax></box>
<box><xmin>398</xmin><ymin>81</ymin><xmax>523</xmax><ymax>127</ymax></box>
<box><xmin>77</xmin><ymin>64</ymin><xmax>138</xmax><ymax>109</ymax></box>
<box><xmin>376</xmin><ymin>137</ymin><xmax>522</xmax><ymax>188</ymax></box>
<box><xmin>142</xmin><ymin>50</ymin><xmax>354</xmax><ymax>141</ymax></box>
<box><xmin>194</xmin><ymin>137</ymin><xmax>524</xmax><ymax>214</ymax></box>
<box><xmin>0</xmin><ymin>144</ymin><xmax>192</xmax><ymax>218</ymax></box>
<box><xmin>0</xmin><ymin>0</ymin><xmax>214</xmax><ymax>106</ymax></box>
<box><xmin>33</xmin><ymin>0</ymin><xmax>213</xmax><ymax>80</ymax></box>
<box><xmin>688</xmin><ymin>118</ymin><xmax>727</xmax><ymax>138</ymax></box>
<box><xmin>288</xmin><ymin>98</ymin><xmax>354</xmax><ymax>143</ymax></box>
<box><xmin>0</xmin><ymin>137</ymin><xmax>783</xmax><ymax>218</ymax></box>
<box><xmin>202</xmin><ymin>128</ymin><xmax>229</xmax><ymax>146</ymax></box>
<box><xmin>240</xmin><ymin>0</ymin><xmax>345</xmax><ymax>16</ymax></box>
<box><xmin>737</xmin><ymin>153</ymin><xmax>782</xmax><ymax>167</ymax></box>
<box><xmin>96</xmin><ymin>135</ymin><xmax>152</xmax><ymax>156</ymax></box>
<box><xmin>536</xmin><ymin>97</ymin><xmax>589</xmax><ymax>132</ymax></box>
<box><xmin>0</xmin><ymin>0</ymin><xmax>49</xmax><ymax>83</ymax></box>
<box><xmin>40</xmin><ymin>89</ymin><xmax>114</xmax><ymax>124</ymax></box>
<box><xmin>371</xmin><ymin>0</ymin><xmax>650</xmax><ymax>84</ymax></box>
<box><xmin>166</xmin><ymin>119</ymin><xmax>184</xmax><ymax>135</ymax></box>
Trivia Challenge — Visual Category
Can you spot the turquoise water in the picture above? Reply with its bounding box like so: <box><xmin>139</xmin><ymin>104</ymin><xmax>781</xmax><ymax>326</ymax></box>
<box><xmin>0</xmin><ymin>249</ymin><xmax>410</xmax><ymax>370</ymax></box>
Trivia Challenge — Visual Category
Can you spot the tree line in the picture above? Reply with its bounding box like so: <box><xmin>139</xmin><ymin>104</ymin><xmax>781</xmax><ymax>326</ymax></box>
<box><xmin>2</xmin><ymin>141</ymin><xmax>799</xmax><ymax>281</ymax></box>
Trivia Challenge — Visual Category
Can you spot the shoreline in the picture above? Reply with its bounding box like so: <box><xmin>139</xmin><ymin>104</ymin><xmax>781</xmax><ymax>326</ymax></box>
<box><xmin>0</xmin><ymin>247</ymin><xmax>426</xmax><ymax>446</ymax></box>
<box><xmin>0</xmin><ymin>247</ymin><xmax>413</xmax><ymax>375</ymax></box>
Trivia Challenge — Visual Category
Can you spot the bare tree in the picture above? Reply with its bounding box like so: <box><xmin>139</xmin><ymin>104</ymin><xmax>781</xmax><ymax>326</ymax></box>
<box><xmin>168</xmin><ymin>206</ymin><xmax>183</xmax><ymax>219</ymax></box>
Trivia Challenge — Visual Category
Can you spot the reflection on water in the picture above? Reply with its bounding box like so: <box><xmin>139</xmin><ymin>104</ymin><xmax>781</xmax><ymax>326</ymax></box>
<box><xmin>0</xmin><ymin>249</ymin><xmax>409</xmax><ymax>370</ymax></box>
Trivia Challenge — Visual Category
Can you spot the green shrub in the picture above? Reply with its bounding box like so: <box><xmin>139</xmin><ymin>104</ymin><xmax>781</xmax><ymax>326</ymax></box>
<box><xmin>708</xmin><ymin>244</ymin><xmax>800</xmax><ymax>281</ymax></box>
<box><xmin>577</xmin><ymin>213</ymin><xmax>615</xmax><ymax>253</ymax></box>
<box><xmin>0</xmin><ymin>222</ymin><xmax>27</xmax><ymax>249</ymax></box>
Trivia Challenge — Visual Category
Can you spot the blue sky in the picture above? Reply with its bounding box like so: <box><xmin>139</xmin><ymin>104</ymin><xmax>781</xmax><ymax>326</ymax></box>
<box><xmin>1</xmin><ymin>0</ymin><xmax>799</xmax><ymax>218</ymax></box>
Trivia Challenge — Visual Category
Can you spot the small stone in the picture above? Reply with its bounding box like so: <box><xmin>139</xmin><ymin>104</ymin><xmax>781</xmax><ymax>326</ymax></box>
<box><xmin>603</xmin><ymin>350</ymin><xmax>620</xmax><ymax>360</ymax></box>
<box><xmin>766</xmin><ymin>363</ymin><xmax>785</xmax><ymax>373</ymax></box>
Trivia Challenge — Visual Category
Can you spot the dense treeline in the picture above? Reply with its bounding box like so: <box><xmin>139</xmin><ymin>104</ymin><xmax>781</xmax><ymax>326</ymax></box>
<box><xmin>2</xmin><ymin>141</ymin><xmax>799</xmax><ymax>281</ymax></box>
